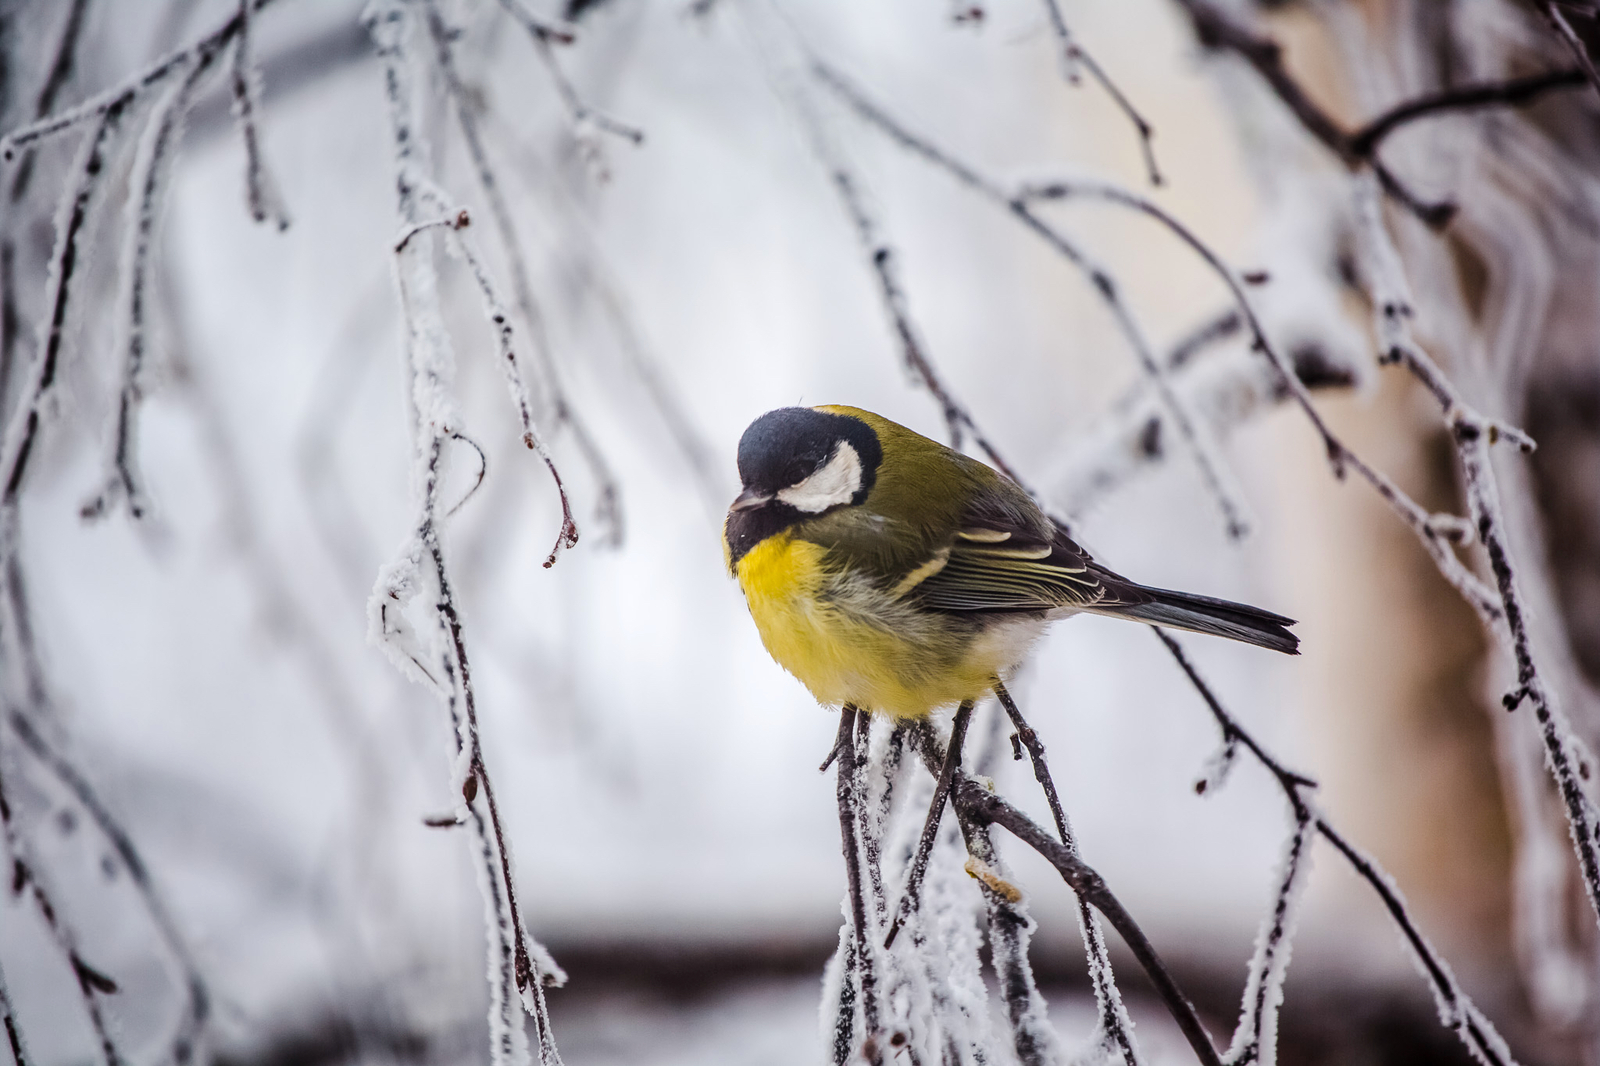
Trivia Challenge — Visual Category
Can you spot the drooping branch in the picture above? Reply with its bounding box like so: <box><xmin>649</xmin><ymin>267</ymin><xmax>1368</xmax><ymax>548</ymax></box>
<box><xmin>1038</xmin><ymin>0</ymin><xmax>1162</xmax><ymax>186</ymax></box>
<box><xmin>834</xmin><ymin>706</ymin><xmax>885</xmax><ymax>1064</ymax></box>
<box><xmin>810</xmin><ymin>60</ymin><xmax>1254</xmax><ymax>540</ymax></box>
<box><xmin>1352</xmin><ymin>174</ymin><xmax>1600</xmax><ymax>936</ymax></box>
<box><xmin>365</xmin><ymin>4</ymin><xmax>567</xmax><ymax>1061</ymax></box>
<box><xmin>1169</xmin><ymin>0</ymin><xmax>1591</xmax><ymax>229</ymax></box>
<box><xmin>421</xmin><ymin>1</ymin><xmax>620</xmax><ymax>547</ymax></box>
<box><xmin>902</xmin><ymin>724</ymin><xmax>1218</xmax><ymax>1066</ymax></box>
<box><xmin>1155</xmin><ymin>628</ymin><xmax>1519</xmax><ymax>1066</ymax></box>
<box><xmin>7</xmin><ymin>709</ymin><xmax>210</xmax><ymax>1063</ymax></box>
<box><xmin>229</xmin><ymin>0</ymin><xmax>291</xmax><ymax>229</ymax></box>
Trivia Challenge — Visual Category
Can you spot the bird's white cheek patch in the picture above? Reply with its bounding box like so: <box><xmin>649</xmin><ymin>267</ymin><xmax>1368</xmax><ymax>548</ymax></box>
<box><xmin>777</xmin><ymin>442</ymin><xmax>862</xmax><ymax>513</ymax></box>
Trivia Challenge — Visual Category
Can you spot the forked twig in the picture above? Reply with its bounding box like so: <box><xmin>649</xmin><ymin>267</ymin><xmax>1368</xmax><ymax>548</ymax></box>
<box><xmin>884</xmin><ymin>700</ymin><xmax>973</xmax><ymax>948</ymax></box>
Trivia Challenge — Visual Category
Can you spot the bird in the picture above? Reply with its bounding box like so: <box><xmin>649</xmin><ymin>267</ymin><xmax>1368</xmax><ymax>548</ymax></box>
<box><xmin>724</xmin><ymin>404</ymin><xmax>1297</xmax><ymax>720</ymax></box>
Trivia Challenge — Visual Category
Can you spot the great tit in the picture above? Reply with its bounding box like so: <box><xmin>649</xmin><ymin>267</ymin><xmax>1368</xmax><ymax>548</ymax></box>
<box><xmin>724</xmin><ymin>405</ymin><xmax>1297</xmax><ymax>719</ymax></box>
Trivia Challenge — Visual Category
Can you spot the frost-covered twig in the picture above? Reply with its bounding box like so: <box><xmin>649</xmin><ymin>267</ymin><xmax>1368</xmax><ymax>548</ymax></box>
<box><xmin>435</xmin><ymin>208</ymin><xmax>580</xmax><ymax>565</ymax></box>
<box><xmin>229</xmin><ymin>0</ymin><xmax>290</xmax><ymax>228</ymax></box>
<box><xmin>1353</xmin><ymin>175</ymin><xmax>1600</xmax><ymax>936</ymax></box>
<box><xmin>884</xmin><ymin>700</ymin><xmax>972</xmax><ymax>948</ymax></box>
<box><xmin>812</xmin><ymin>60</ymin><xmax>1255</xmax><ymax>540</ymax></box>
<box><xmin>7</xmin><ymin>709</ymin><xmax>210</xmax><ymax>1063</ymax></box>
<box><xmin>0</xmin><ymin>744</ymin><xmax>123</xmax><ymax>1066</ymax></box>
<box><xmin>82</xmin><ymin>50</ymin><xmax>223</xmax><ymax>522</ymax></box>
<box><xmin>494</xmin><ymin>0</ymin><xmax>644</xmax><ymax>160</ymax></box>
<box><xmin>903</xmin><ymin>728</ymin><xmax>1221</xmax><ymax>1066</ymax></box>
<box><xmin>993</xmin><ymin>681</ymin><xmax>1141</xmax><ymax>1066</ymax></box>
<box><xmin>1019</xmin><ymin>175</ymin><xmax>1503</xmax><ymax>624</ymax></box>
<box><xmin>366</xmin><ymin>5</ymin><xmax>565</xmax><ymax>1062</ymax></box>
<box><xmin>0</xmin><ymin>951</ymin><xmax>29</xmax><ymax>1066</ymax></box>
<box><xmin>5</xmin><ymin>0</ymin><xmax>93</xmax><ymax>201</ymax></box>
<box><xmin>420</xmin><ymin>1</ymin><xmax>618</xmax><ymax>546</ymax></box>
<box><xmin>1155</xmin><ymin>628</ymin><xmax>1518</xmax><ymax>1066</ymax></box>
<box><xmin>834</xmin><ymin>706</ymin><xmax>885</xmax><ymax>1063</ymax></box>
<box><xmin>1038</xmin><ymin>0</ymin><xmax>1162</xmax><ymax>186</ymax></box>
<box><xmin>1221</xmin><ymin>803</ymin><xmax>1312</xmax><ymax>1066</ymax></box>
<box><xmin>0</xmin><ymin>0</ymin><xmax>279</xmax><ymax>163</ymax></box>
<box><xmin>2</xmin><ymin>104</ymin><xmax>129</xmax><ymax>517</ymax></box>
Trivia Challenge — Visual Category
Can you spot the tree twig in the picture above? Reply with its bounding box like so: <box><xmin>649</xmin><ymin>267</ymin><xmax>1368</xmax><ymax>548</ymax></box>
<box><xmin>835</xmin><ymin>706</ymin><xmax>885</xmax><ymax>1064</ymax></box>
<box><xmin>884</xmin><ymin>700</ymin><xmax>972</xmax><ymax>948</ymax></box>
<box><xmin>1038</xmin><ymin>0</ymin><xmax>1162</xmax><ymax>186</ymax></box>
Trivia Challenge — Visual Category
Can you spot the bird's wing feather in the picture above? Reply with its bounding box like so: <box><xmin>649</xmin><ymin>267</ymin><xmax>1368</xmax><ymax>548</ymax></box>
<box><xmin>907</xmin><ymin>512</ymin><xmax>1141</xmax><ymax>614</ymax></box>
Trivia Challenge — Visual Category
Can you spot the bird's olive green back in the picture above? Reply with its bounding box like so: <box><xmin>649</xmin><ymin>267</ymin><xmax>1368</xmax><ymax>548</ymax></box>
<box><xmin>798</xmin><ymin>405</ymin><xmax>1046</xmax><ymax>582</ymax></box>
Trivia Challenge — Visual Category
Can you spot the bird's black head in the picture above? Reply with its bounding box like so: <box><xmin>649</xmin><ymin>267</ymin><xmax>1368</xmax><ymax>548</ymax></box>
<box><xmin>725</xmin><ymin>407</ymin><xmax>883</xmax><ymax>566</ymax></box>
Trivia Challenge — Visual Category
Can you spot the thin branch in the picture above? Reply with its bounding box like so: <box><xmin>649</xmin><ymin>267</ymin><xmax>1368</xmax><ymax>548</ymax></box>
<box><xmin>2</xmin><ymin>104</ymin><xmax>129</xmax><ymax>513</ymax></box>
<box><xmin>1018</xmin><ymin>175</ymin><xmax>1503</xmax><ymax>624</ymax></box>
<box><xmin>993</xmin><ymin>681</ymin><xmax>1140</xmax><ymax>1065</ymax></box>
<box><xmin>835</xmin><ymin>706</ymin><xmax>885</xmax><ymax>1064</ymax></box>
<box><xmin>1038</xmin><ymin>0</ymin><xmax>1162</xmax><ymax>186</ymax></box>
<box><xmin>903</xmin><ymin>724</ymin><xmax>1220</xmax><ymax>1066</ymax></box>
<box><xmin>1348</xmin><ymin>68</ymin><xmax>1587</xmax><ymax>157</ymax></box>
<box><xmin>229</xmin><ymin>0</ymin><xmax>291</xmax><ymax>229</ymax></box>
<box><xmin>419</xmin><ymin>2</ymin><xmax>615</xmax><ymax>548</ymax></box>
<box><xmin>1154</xmin><ymin>628</ymin><xmax>1518</xmax><ymax>1066</ymax></box>
<box><xmin>366</xmin><ymin>4</ymin><xmax>563</xmax><ymax>1061</ymax></box>
<box><xmin>7</xmin><ymin>709</ymin><xmax>210</xmax><ymax>1063</ymax></box>
<box><xmin>0</xmin><ymin>744</ymin><xmax>123</xmax><ymax>1066</ymax></box>
<box><xmin>885</xmin><ymin>700</ymin><xmax>972</xmax><ymax>948</ymax></box>
<box><xmin>437</xmin><ymin>210</ymin><xmax>580</xmax><ymax>565</ymax></box>
<box><xmin>82</xmin><ymin>48</ymin><xmax>223</xmax><ymax>523</ymax></box>
<box><xmin>1168</xmin><ymin>0</ymin><xmax>1454</xmax><ymax>228</ymax></box>
<box><xmin>0</xmin><ymin>952</ymin><xmax>30</xmax><ymax>1066</ymax></box>
<box><xmin>1352</xmin><ymin>175</ymin><xmax>1600</xmax><ymax>936</ymax></box>
<box><xmin>494</xmin><ymin>0</ymin><xmax>644</xmax><ymax>148</ymax></box>
<box><xmin>1537</xmin><ymin>2</ymin><xmax>1600</xmax><ymax>99</ymax></box>
<box><xmin>6</xmin><ymin>0</ymin><xmax>93</xmax><ymax>201</ymax></box>
<box><xmin>0</xmin><ymin>0</ymin><xmax>280</xmax><ymax>162</ymax></box>
<box><xmin>811</xmin><ymin>60</ymin><xmax>1254</xmax><ymax>540</ymax></box>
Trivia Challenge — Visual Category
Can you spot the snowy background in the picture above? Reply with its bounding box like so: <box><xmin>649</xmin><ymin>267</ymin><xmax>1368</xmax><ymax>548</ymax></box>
<box><xmin>0</xmin><ymin>0</ymin><xmax>1558</xmax><ymax>1062</ymax></box>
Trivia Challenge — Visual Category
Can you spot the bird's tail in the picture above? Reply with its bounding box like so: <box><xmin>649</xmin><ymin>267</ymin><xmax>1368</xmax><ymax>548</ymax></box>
<box><xmin>1093</xmin><ymin>585</ymin><xmax>1300</xmax><ymax>655</ymax></box>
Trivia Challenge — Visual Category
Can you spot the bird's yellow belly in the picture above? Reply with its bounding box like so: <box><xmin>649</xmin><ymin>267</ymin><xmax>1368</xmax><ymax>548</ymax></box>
<box><xmin>735</xmin><ymin>534</ymin><xmax>1026</xmax><ymax>718</ymax></box>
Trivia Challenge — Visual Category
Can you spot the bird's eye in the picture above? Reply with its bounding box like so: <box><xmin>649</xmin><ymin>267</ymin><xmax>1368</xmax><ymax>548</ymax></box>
<box><xmin>775</xmin><ymin>442</ymin><xmax>863</xmax><ymax>514</ymax></box>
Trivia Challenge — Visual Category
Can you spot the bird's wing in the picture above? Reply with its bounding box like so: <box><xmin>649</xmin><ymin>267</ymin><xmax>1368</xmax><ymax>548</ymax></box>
<box><xmin>903</xmin><ymin>516</ymin><xmax>1140</xmax><ymax>614</ymax></box>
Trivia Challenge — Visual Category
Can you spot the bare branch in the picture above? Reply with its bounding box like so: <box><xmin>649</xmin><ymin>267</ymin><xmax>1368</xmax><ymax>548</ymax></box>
<box><xmin>229</xmin><ymin>0</ymin><xmax>291</xmax><ymax>229</ymax></box>
<box><xmin>1536</xmin><ymin>2</ymin><xmax>1600</xmax><ymax>99</ymax></box>
<box><xmin>1155</xmin><ymin>628</ymin><xmax>1519</xmax><ymax>1066</ymax></box>
<box><xmin>1038</xmin><ymin>0</ymin><xmax>1162</xmax><ymax>186</ymax></box>
<box><xmin>835</xmin><ymin>706</ymin><xmax>885</xmax><ymax>1063</ymax></box>
<box><xmin>811</xmin><ymin>60</ymin><xmax>1254</xmax><ymax>540</ymax></box>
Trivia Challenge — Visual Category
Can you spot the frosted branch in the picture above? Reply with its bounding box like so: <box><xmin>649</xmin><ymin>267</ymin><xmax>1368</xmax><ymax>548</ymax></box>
<box><xmin>1019</xmin><ymin>175</ymin><xmax>1503</xmax><ymax>623</ymax></box>
<box><xmin>995</xmin><ymin>682</ymin><xmax>1141</xmax><ymax>1066</ymax></box>
<box><xmin>420</xmin><ymin>1</ymin><xmax>617</xmax><ymax>547</ymax></box>
<box><xmin>229</xmin><ymin>0</ymin><xmax>291</xmax><ymax>229</ymax></box>
<box><xmin>0</xmin><ymin>0</ymin><xmax>280</xmax><ymax>163</ymax></box>
<box><xmin>0</xmin><ymin>952</ymin><xmax>28</xmax><ymax>1066</ymax></box>
<box><xmin>812</xmin><ymin>61</ymin><xmax>1255</xmax><ymax>540</ymax></box>
<box><xmin>494</xmin><ymin>0</ymin><xmax>643</xmax><ymax>181</ymax></box>
<box><xmin>365</xmin><ymin>4</ymin><xmax>565</xmax><ymax>1061</ymax></box>
<box><xmin>1353</xmin><ymin>174</ymin><xmax>1600</xmax><ymax>934</ymax></box>
<box><xmin>0</xmin><ymin>744</ymin><xmax>123</xmax><ymax>1066</ymax></box>
<box><xmin>1156</xmin><ymin>628</ymin><xmax>1519</xmax><ymax>1066</ymax></box>
<box><xmin>7</xmin><ymin>709</ymin><xmax>210</xmax><ymax>1063</ymax></box>
<box><xmin>834</xmin><ymin>707</ymin><xmax>886</xmax><ymax>1063</ymax></box>
<box><xmin>82</xmin><ymin>53</ymin><xmax>222</xmax><ymax>523</ymax></box>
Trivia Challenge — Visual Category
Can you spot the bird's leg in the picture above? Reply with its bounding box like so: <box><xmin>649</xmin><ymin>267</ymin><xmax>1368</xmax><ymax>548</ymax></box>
<box><xmin>834</xmin><ymin>704</ymin><xmax>884</xmax><ymax>1062</ymax></box>
<box><xmin>993</xmin><ymin>680</ymin><xmax>1073</xmax><ymax>847</ymax></box>
<box><xmin>884</xmin><ymin>699</ymin><xmax>975</xmax><ymax>947</ymax></box>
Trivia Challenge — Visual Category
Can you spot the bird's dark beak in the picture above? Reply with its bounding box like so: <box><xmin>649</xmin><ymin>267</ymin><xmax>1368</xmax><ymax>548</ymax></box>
<box><xmin>730</xmin><ymin>486</ymin><xmax>772</xmax><ymax>512</ymax></box>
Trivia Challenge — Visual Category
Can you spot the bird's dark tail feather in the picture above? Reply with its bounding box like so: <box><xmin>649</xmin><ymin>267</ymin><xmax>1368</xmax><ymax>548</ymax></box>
<box><xmin>1098</xmin><ymin>586</ymin><xmax>1300</xmax><ymax>655</ymax></box>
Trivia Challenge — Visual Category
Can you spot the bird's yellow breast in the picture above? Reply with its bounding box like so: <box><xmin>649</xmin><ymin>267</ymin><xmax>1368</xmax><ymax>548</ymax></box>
<box><xmin>734</xmin><ymin>533</ymin><xmax>1029</xmax><ymax>718</ymax></box>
